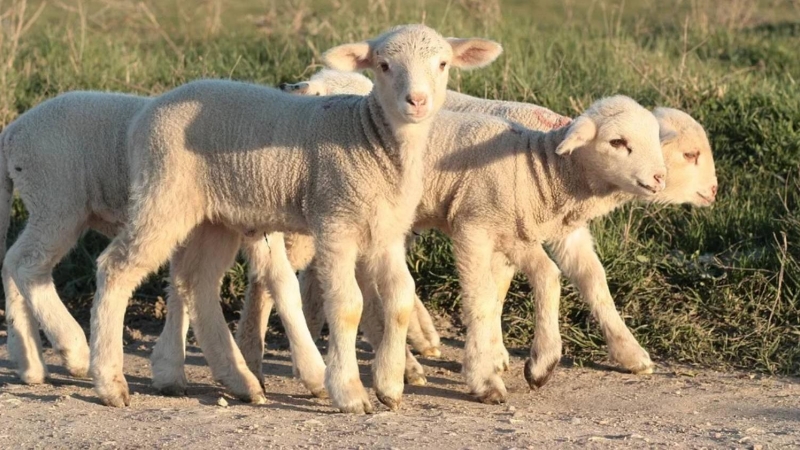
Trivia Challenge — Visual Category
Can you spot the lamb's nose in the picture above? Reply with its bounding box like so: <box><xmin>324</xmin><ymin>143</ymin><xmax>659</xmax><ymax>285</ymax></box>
<box><xmin>653</xmin><ymin>173</ymin><xmax>666</xmax><ymax>189</ymax></box>
<box><xmin>406</xmin><ymin>93</ymin><xmax>427</xmax><ymax>107</ymax></box>
<box><xmin>710</xmin><ymin>184</ymin><xmax>718</xmax><ymax>198</ymax></box>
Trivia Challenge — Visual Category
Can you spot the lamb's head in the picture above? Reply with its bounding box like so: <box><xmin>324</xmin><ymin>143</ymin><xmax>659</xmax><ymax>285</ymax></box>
<box><xmin>322</xmin><ymin>24</ymin><xmax>502</xmax><ymax>125</ymax></box>
<box><xmin>652</xmin><ymin>107</ymin><xmax>718</xmax><ymax>206</ymax></box>
<box><xmin>556</xmin><ymin>95</ymin><xmax>667</xmax><ymax>197</ymax></box>
<box><xmin>279</xmin><ymin>69</ymin><xmax>374</xmax><ymax>96</ymax></box>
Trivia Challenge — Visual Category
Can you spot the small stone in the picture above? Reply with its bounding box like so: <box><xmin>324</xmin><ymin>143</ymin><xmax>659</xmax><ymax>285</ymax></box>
<box><xmin>588</xmin><ymin>436</ymin><xmax>610</xmax><ymax>442</ymax></box>
<box><xmin>303</xmin><ymin>419</ymin><xmax>323</xmax><ymax>427</ymax></box>
<box><xmin>629</xmin><ymin>434</ymin><xmax>645</xmax><ymax>440</ymax></box>
<box><xmin>506</xmin><ymin>405</ymin><xmax>516</xmax><ymax>413</ymax></box>
<box><xmin>570</xmin><ymin>418</ymin><xmax>582</xmax><ymax>425</ymax></box>
<box><xmin>739</xmin><ymin>437</ymin><xmax>752</xmax><ymax>443</ymax></box>
<box><xmin>752</xmin><ymin>445</ymin><xmax>763</xmax><ymax>450</ymax></box>
<box><xmin>216</xmin><ymin>397</ymin><xmax>228</xmax><ymax>407</ymax></box>
<box><xmin>714</xmin><ymin>433</ymin><xmax>722</xmax><ymax>439</ymax></box>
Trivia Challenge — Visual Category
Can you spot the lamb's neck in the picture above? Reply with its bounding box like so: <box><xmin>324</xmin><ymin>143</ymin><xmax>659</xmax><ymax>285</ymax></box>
<box><xmin>361</xmin><ymin>94</ymin><xmax>431</xmax><ymax>184</ymax></box>
<box><xmin>521</xmin><ymin>126</ymin><xmax>625</xmax><ymax>220</ymax></box>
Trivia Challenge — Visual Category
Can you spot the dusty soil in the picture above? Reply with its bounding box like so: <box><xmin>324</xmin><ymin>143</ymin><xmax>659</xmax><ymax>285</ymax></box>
<box><xmin>1</xmin><ymin>327</ymin><xmax>798</xmax><ymax>449</ymax></box>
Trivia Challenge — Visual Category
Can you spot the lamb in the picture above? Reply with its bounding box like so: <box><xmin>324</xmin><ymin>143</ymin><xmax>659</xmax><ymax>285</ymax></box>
<box><xmin>86</xmin><ymin>24</ymin><xmax>503</xmax><ymax>413</ymax></box>
<box><xmin>0</xmin><ymin>93</ymin><xmax>331</xmax><ymax>398</ymax></box>
<box><xmin>279</xmin><ymin>68</ymin><xmax>375</xmax><ymax>96</ymax></box>
<box><xmin>267</xmin><ymin>70</ymin><xmax>717</xmax><ymax>396</ymax></box>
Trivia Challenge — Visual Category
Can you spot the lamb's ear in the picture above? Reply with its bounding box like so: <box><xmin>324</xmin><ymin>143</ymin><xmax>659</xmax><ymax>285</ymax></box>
<box><xmin>555</xmin><ymin>116</ymin><xmax>597</xmax><ymax>155</ymax></box>
<box><xmin>279</xmin><ymin>82</ymin><xmax>311</xmax><ymax>95</ymax></box>
<box><xmin>322</xmin><ymin>42</ymin><xmax>372</xmax><ymax>72</ymax></box>
<box><xmin>658</xmin><ymin>120</ymin><xmax>679</xmax><ymax>146</ymax></box>
<box><xmin>446</xmin><ymin>38</ymin><xmax>503</xmax><ymax>69</ymax></box>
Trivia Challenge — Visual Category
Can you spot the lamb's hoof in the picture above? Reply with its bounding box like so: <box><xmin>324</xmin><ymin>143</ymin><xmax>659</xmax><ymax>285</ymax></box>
<box><xmin>471</xmin><ymin>375</ymin><xmax>508</xmax><ymax>404</ymax></box>
<box><xmin>629</xmin><ymin>362</ymin><xmax>654</xmax><ymax>375</ymax></box>
<box><xmin>156</xmin><ymin>384</ymin><xmax>188</xmax><ymax>397</ymax></box>
<box><xmin>67</xmin><ymin>365</ymin><xmax>90</xmax><ymax>379</ymax></box>
<box><xmin>244</xmin><ymin>393</ymin><xmax>268</xmax><ymax>405</ymax></box>
<box><xmin>310</xmin><ymin>386</ymin><xmax>329</xmax><ymax>399</ymax></box>
<box><xmin>336</xmin><ymin>398</ymin><xmax>374</xmax><ymax>414</ymax></box>
<box><xmin>17</xmin><ymin>368</ymin><xmax>48</xmax><ymax>385</ymax></box>
<box><xmin>477</xmin><ymin>388</ymin><xmax>507</xmax><ymax>405</ymax></box>
<box><xmin>405</xmin><ymin>371</ymin><xmax>427</xmax><ymax>386</ymax></box>
<box><xmin>612</xmin><ymin>345</ymin><xmax>655</xmax><ymax>375</ymax></box>
<box><xmin>62</xmin><ymin>345</ymin><xmax>90</xmax><ymax>379</ymax></box>
<box><xmin>377</xmin><ymin>393</ymin><xmax>402</xmax><ymax>411</ymax></box>
<box><xmin>329</xmin><ymin>381</ymin><xmax>374</xmax><ymax>414</ymax></box>
<box><xmin>420</xmin><ymin>347</ymin><xmax>441</xmax><ymax>358</ymax></box>
<box><xmin>96</xmin><ymin>376</ymin><xmax>131</xmax><ymax>408</ymax></box>
<box><xmin>524</xmin><ymin>357</ymin><xmax>556</xmax><ymax>389</ymax></box>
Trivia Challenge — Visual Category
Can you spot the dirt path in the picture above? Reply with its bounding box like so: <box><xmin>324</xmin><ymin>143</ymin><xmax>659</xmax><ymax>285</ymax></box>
<box><xmin>1</xmin><ymin>329</ymin><xmax>798</xmax><ymax>449</ymax></box>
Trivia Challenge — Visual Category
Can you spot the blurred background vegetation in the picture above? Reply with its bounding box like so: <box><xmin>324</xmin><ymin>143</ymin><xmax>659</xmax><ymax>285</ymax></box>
<box><xmin>0</xmin><ymin>0</ymin><xmax>798</xmax><ymax>374</ymax></box>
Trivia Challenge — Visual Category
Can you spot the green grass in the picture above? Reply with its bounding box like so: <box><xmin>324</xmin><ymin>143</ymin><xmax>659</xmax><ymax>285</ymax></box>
<box><xmin>0</xmin><ymin>0</ymin><xmax>798</xmax><ymax>375</ymax></box>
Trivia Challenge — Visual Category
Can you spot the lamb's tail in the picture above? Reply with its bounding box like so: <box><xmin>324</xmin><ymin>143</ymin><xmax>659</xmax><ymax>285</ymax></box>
<box><xmin>0</xmin><ymin>127</ymin><xmax>15</xmax><ymax>266</ymax></box>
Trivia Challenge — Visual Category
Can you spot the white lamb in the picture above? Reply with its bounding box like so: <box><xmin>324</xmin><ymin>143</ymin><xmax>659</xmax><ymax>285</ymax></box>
<box><xmin>0</xmin><ymin>93</ymin><xmax>331</xmax><ymax>398</ymax></box>
<box><xmin>86</xmin><ymin>24</ymin><xmax>503</xmax><ymax>413</ymax></box>
<box><xmin>267</xmin><ymin>71</ymin><xmax>717</xmax><ymax>396</ymax></box>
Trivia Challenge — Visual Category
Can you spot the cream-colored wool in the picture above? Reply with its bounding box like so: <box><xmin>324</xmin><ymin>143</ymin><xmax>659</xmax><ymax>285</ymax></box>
<box><xmin>87</xmin><ymin>24</ymin><xmax>502</xmax><ymax>413</ymax></box>
<box><xmin>270</xmin><ymin>70</ymin><xmax>717</xmax><ymax>398</ymax></box>
<box><xmin>0</xmin><ymin>93</ymin><xmax>330</xmax><ymax>399</ymax></box>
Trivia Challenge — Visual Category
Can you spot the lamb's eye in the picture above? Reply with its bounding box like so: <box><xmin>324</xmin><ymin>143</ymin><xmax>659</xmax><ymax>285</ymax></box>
<box><xmin>684</xmin><ymin>151</ymin><xmax>699</xmax><ymax>163</ymax></box>
<box><xmin>379</xmin><ymin>62</ymin><xmax>390</xmax><ymax>72</ymax></box>
<box><xmin>610</xmin><ymin>138</ymin><xmax>627</xmax><ymax>149</ymax></box>
<box><xmin>439</xmin><ymin>61</ymin><xmax>447</xmax><ymax>71</ymax></box>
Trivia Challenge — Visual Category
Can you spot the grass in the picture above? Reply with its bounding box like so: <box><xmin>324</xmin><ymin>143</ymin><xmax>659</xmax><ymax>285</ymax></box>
<box><xmin>0</xmin><ymin>0</ymin><xmax>798</xmax><ymax>375</ymax></box>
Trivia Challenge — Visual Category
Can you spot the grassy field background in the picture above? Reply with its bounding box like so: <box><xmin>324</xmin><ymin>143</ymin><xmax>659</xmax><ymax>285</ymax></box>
<box><xmin>0</xmin><ymin>0</ymin><xmax>798</xmax><ymax>375</ymax></box>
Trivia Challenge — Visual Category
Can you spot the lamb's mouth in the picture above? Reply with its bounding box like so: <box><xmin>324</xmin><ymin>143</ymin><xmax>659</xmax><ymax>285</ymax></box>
<box><xmin>696</xmin><ymin>192</ymin><xmax>714</xmax><ymax>204</ymax></box>
<box><xmin>637</xmin><ymin>181</ymin><xmax>658</xmax><ymax>194</ymax></box>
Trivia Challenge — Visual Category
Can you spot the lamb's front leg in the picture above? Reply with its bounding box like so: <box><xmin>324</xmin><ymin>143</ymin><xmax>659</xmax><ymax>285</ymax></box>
<box><xmin>244</xmin><ymin>234</ymin><xmax>327</xmax><ymax>398</ymax></box>
<box><xmin>548</xmin><ymin>227</ymin><xmax>653</xmax><ymax>374</ymax></box>
<box><xmin>517</xmin><ymin>244</ymin><xmax>562</xmax><ymax>389</ymax></box>
<box><xmin>316</xmin><ymin>236</ymin><xmax>373</xmax><ymax>414</ymax></box>
<box><xmin>453</xmin><ymin>227</ymin><xmax>507</xmax><ymax>404</ymax></box>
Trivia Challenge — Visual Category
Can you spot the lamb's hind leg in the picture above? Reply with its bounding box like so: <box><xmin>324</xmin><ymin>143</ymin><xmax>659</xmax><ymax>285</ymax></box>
<box><xmin>91</xmin><ymin>221</ymin><xmax>196</xmax><ymax>407</ymax></box>
<box><xmin>150</xmin><ymin>279</ymin><xmax>190</xmax><ymax>396</ymax></box>
<box><xmin>365</xmin><ymin>239</ymin><xmax>416</xmax><ymax>410</ymax></box>
<box><xmin>358</xmin><ymin>272</ymin><xmax>427</xmax><ymax>387</ymax></box>
<box><xmin>300</xmin><ymin>264</ymin><xmax>327</xmax><ymax>341</ymax></box>
<box><xmin>5</xmin><ymin>217</ymin><xmax>89</xmax><ymax>379</ymax></box>
<box><xmin>234</xmin><ymin>239</ymin><xmax>275</xmax><ymax>387</ymax></box>
<box><xmin>3</xmin><ymin>264</ymin><xmax>47</xmax><ymax>384</ymax></box>
<box><xmin>171</xmin><ymin>223</ymin><xmax>266</xmax><ymax>404</ymax></box>
<box><xmin>518</xmin><ymin>244</ymin><xmax>562</xmax><ymax>389</ymax></box>
<box><xmin>549</xmin><ymin>227</ymin><xmax>653</xmax><ymax>374</ymax></box>
<box><xmin>406</xmin><ymin>295</ymin><xmax>441</xmax><ymax>358</ymax></box>
<box><xmin>240</xmin><ymin>234</ymin><xmax>327</xmax><ymax>398</ymax></box>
